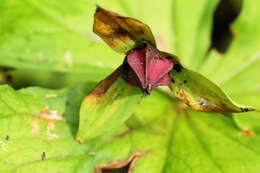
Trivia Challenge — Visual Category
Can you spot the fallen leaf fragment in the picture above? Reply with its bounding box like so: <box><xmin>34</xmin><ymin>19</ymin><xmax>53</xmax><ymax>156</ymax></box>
<box><xmin>95</xmin><ymin>152</ymin><xmax>144</xmax><ymax>173</ymax></box>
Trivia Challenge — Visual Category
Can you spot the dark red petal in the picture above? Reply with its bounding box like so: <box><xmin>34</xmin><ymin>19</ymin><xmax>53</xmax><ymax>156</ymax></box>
<box><xmin>152</xmin><ymin>73</ymin><xmax>171</xmax><ymax>87</ymax></box>
<box><xmin>124</xmin><ymin>64</ymin><xmax>143</xmax><ymax>88</ymax></box>
<box><xmin>144</xmin><ymin>42</ymin><xmax>173</xmax><ymax>86</ymax></box>
<box><xmin>147</xmin><ymin>58</ymin><xmax>173</xmax><ymax>86</ymax></box>
<box><xmin>126</xmin><ymin>49</ymin><xmax>146</xmax><ymax>88</ymax></box>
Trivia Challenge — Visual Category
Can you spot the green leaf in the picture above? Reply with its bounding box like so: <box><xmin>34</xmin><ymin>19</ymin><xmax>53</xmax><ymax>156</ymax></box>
<box><xmin>76</xmin><ymin>66</ymin><xmax>142</xmax><ymax>142</ymax></box>
<box><xmin>171</xmin><ymin>0</ymin><xmax>219</xmax><ymax>70</ymax></box>
<box><xmin>170</xmin><ymin>65</ymin><xmax>257</xmax><ymax>113</ymax></box>
<box><xmin>199</xmin><ymin>0</ymin><xmax>260</xmax><ymax>95</ymax></box>
<box><xmin>2</xmin><ymin>84</ymin><xmax>260</xmax><ymax>173</ymax></box>
<box><xmin>0</xmin><ymin>0</ymin><xmax>120</xmax><ymax>80</ymax></box>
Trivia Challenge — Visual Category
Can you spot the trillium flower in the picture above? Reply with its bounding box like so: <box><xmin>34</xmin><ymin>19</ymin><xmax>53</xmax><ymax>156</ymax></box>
<box><xmin>93</xmin><ymin>7</ymin><xmax>174</xmax><ymax>95</ymax></box>
<box><xmin>77</xmin><ymin>6</ymin><xmax>258</xmax><ymax>143</ymax></box>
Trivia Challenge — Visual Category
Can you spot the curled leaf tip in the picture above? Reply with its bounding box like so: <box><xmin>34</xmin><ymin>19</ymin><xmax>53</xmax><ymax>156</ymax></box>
<box><xmin>85</xmin><ymin>66</ymin><xmax>123</xmax><ymax>99</ymax></box>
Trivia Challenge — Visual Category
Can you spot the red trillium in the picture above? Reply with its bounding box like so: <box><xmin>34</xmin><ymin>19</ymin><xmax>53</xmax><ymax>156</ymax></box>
<box><xmin>93</xmin><ymin>7</ymin><xmax>174</xmax><ymax>95</ymax></box>
<box><xmin>123</xmin><ymin>41</ymin><xmax>173</xmax><ymax>95</ymax></box>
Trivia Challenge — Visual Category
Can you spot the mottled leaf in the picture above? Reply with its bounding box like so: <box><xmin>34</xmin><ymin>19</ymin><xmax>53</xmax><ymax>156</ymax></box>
<box><xmin>170</xmin><ymin>65</ymin><xmax>257</xmax><ymax>113</ymax></box>
<box><xmin>93</xmin><ymin>7</ymin><xmax>156</xmax><ymax>54</ymax></box>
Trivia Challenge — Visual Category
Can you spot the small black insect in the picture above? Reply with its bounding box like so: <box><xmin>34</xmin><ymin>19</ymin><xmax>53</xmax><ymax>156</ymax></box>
<box><xmin>41</xmin><ymin>152</ymin><xmax>46</xmax><ymax>160</ymax></box>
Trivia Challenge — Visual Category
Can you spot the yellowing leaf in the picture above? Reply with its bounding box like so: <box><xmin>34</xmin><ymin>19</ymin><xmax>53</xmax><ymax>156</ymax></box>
<box><xmin>170</xmin><ymin>65</ymin><xmax>258</xmax><ymax>113</ymax></box>
<box><xmin>76</xmin><ymin>66</ymin><xmax>142</xmax><ymax>143</ymax></box>
<box><xmin>93</xmin><ymin>7</ymin><xmax>156</xmax><ymax>54</ymax></box>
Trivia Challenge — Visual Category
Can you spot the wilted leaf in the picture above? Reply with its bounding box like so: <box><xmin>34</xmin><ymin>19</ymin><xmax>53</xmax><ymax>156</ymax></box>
<box><xmin>170</xmin><ymin>65</ymin><xmax>257</xmax><ymax>113</ymax></box>
<box><xmin>93</xmin><ymin>7</ymin><xmax>156</xmax><ymax>54</ymax></box>
<box><xmin>76</xmin><ymin>66</ymin><xmax>142</xmax><ymax>142</ymax></box>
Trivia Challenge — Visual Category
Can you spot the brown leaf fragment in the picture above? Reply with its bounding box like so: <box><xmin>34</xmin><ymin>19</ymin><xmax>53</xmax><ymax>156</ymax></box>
<box><xmin>95</xmin><ymin>151</ymin><xmax>144</xmax><ymax>173</ymax></box>
<box><xmin>93</xmin><ymin>7</ymin><xmax>156</xmax><ymax>54</ymax></box>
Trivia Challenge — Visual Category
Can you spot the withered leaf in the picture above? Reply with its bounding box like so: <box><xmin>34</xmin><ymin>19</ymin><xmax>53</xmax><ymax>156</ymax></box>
<box><xmin>95</xmin><ymin>152</ymin><xmax>143</xmax><ymax>173</ymax></box>
<box><xmin>93</xmin><ymin>7</ymin><xmax>156</xmax><ymax>54</ymax></box>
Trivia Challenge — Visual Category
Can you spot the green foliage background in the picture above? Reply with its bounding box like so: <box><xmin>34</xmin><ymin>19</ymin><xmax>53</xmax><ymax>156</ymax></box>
<box><xmin>0</xmin><ymin>0</ymin><xmax>260</xmax><ymax>172</ymax></box>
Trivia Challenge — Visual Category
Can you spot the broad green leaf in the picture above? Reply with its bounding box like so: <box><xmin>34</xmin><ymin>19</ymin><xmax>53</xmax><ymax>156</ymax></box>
<box><xmin>0</xmin><ymin>0</ymin><xmax>120</xmax><ymax>80</ymax></box>
<box><xmin>76</xmin><ymin>66</ymin><xmax>142</xmax><ymax>142</ymax></box>
<box><xmin>170</xmin><ymin>65</ymin><xmax>257</xmax><ymax>113</ymax></box>
<box><xmin>93</xmin><ymin>7</ymin><xmax>156</xmax><ymax>54</ymax></box>
<box><xmin>199</xmin><ymin>0</ymin><xmax>260</xmax><ymax>95</ymax></box>
<box><xmin>171</xmin><ymin>0</ymin><xmax>219</xmax><ymax>70</ymax></box>
<box><xmin>1</xmin><ymin>84</ymin><xmax>260</xmax><ymax>173</ymax></box>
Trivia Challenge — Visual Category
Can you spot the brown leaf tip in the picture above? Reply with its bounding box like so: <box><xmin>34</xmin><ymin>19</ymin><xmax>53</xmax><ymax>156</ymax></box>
<box><xmin>86</xmin><ymin>66</ymin><xmax>123</xmax><ymax>99</ymax></box>
<box><xmin>94</xmin><ymin>151</ymin><xmax>145</xmax><ymax>173</ymax></box>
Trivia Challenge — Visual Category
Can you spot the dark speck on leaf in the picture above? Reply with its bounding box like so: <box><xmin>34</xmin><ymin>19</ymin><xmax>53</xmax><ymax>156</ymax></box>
<box><xmin>183</xmin><ymin>80</ymin><xmax>187</xmax><ymax>84</ymax></box>
<box><xmin>5</xmin><ymin>135</ymin><xmax>9</xmax><ymax>141</ymax></box>
<box><xmin>171</xmin><ymin>78</ymin><xmax>175</xmax><ymax>83</ymax></box>
<box><xmin>41</xmin><ymin>152</ymin><xmax>46</xmax><ymax>160</ymax></box>
<box><xmin>240</xmin><ymin>107</ymin><xmax>249</xmax><ymax>112</ymax></box>
<box><xmin>173</xmin><ymin>64</ymin><xmax>183</xmax><ymax>73</ymax></box>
